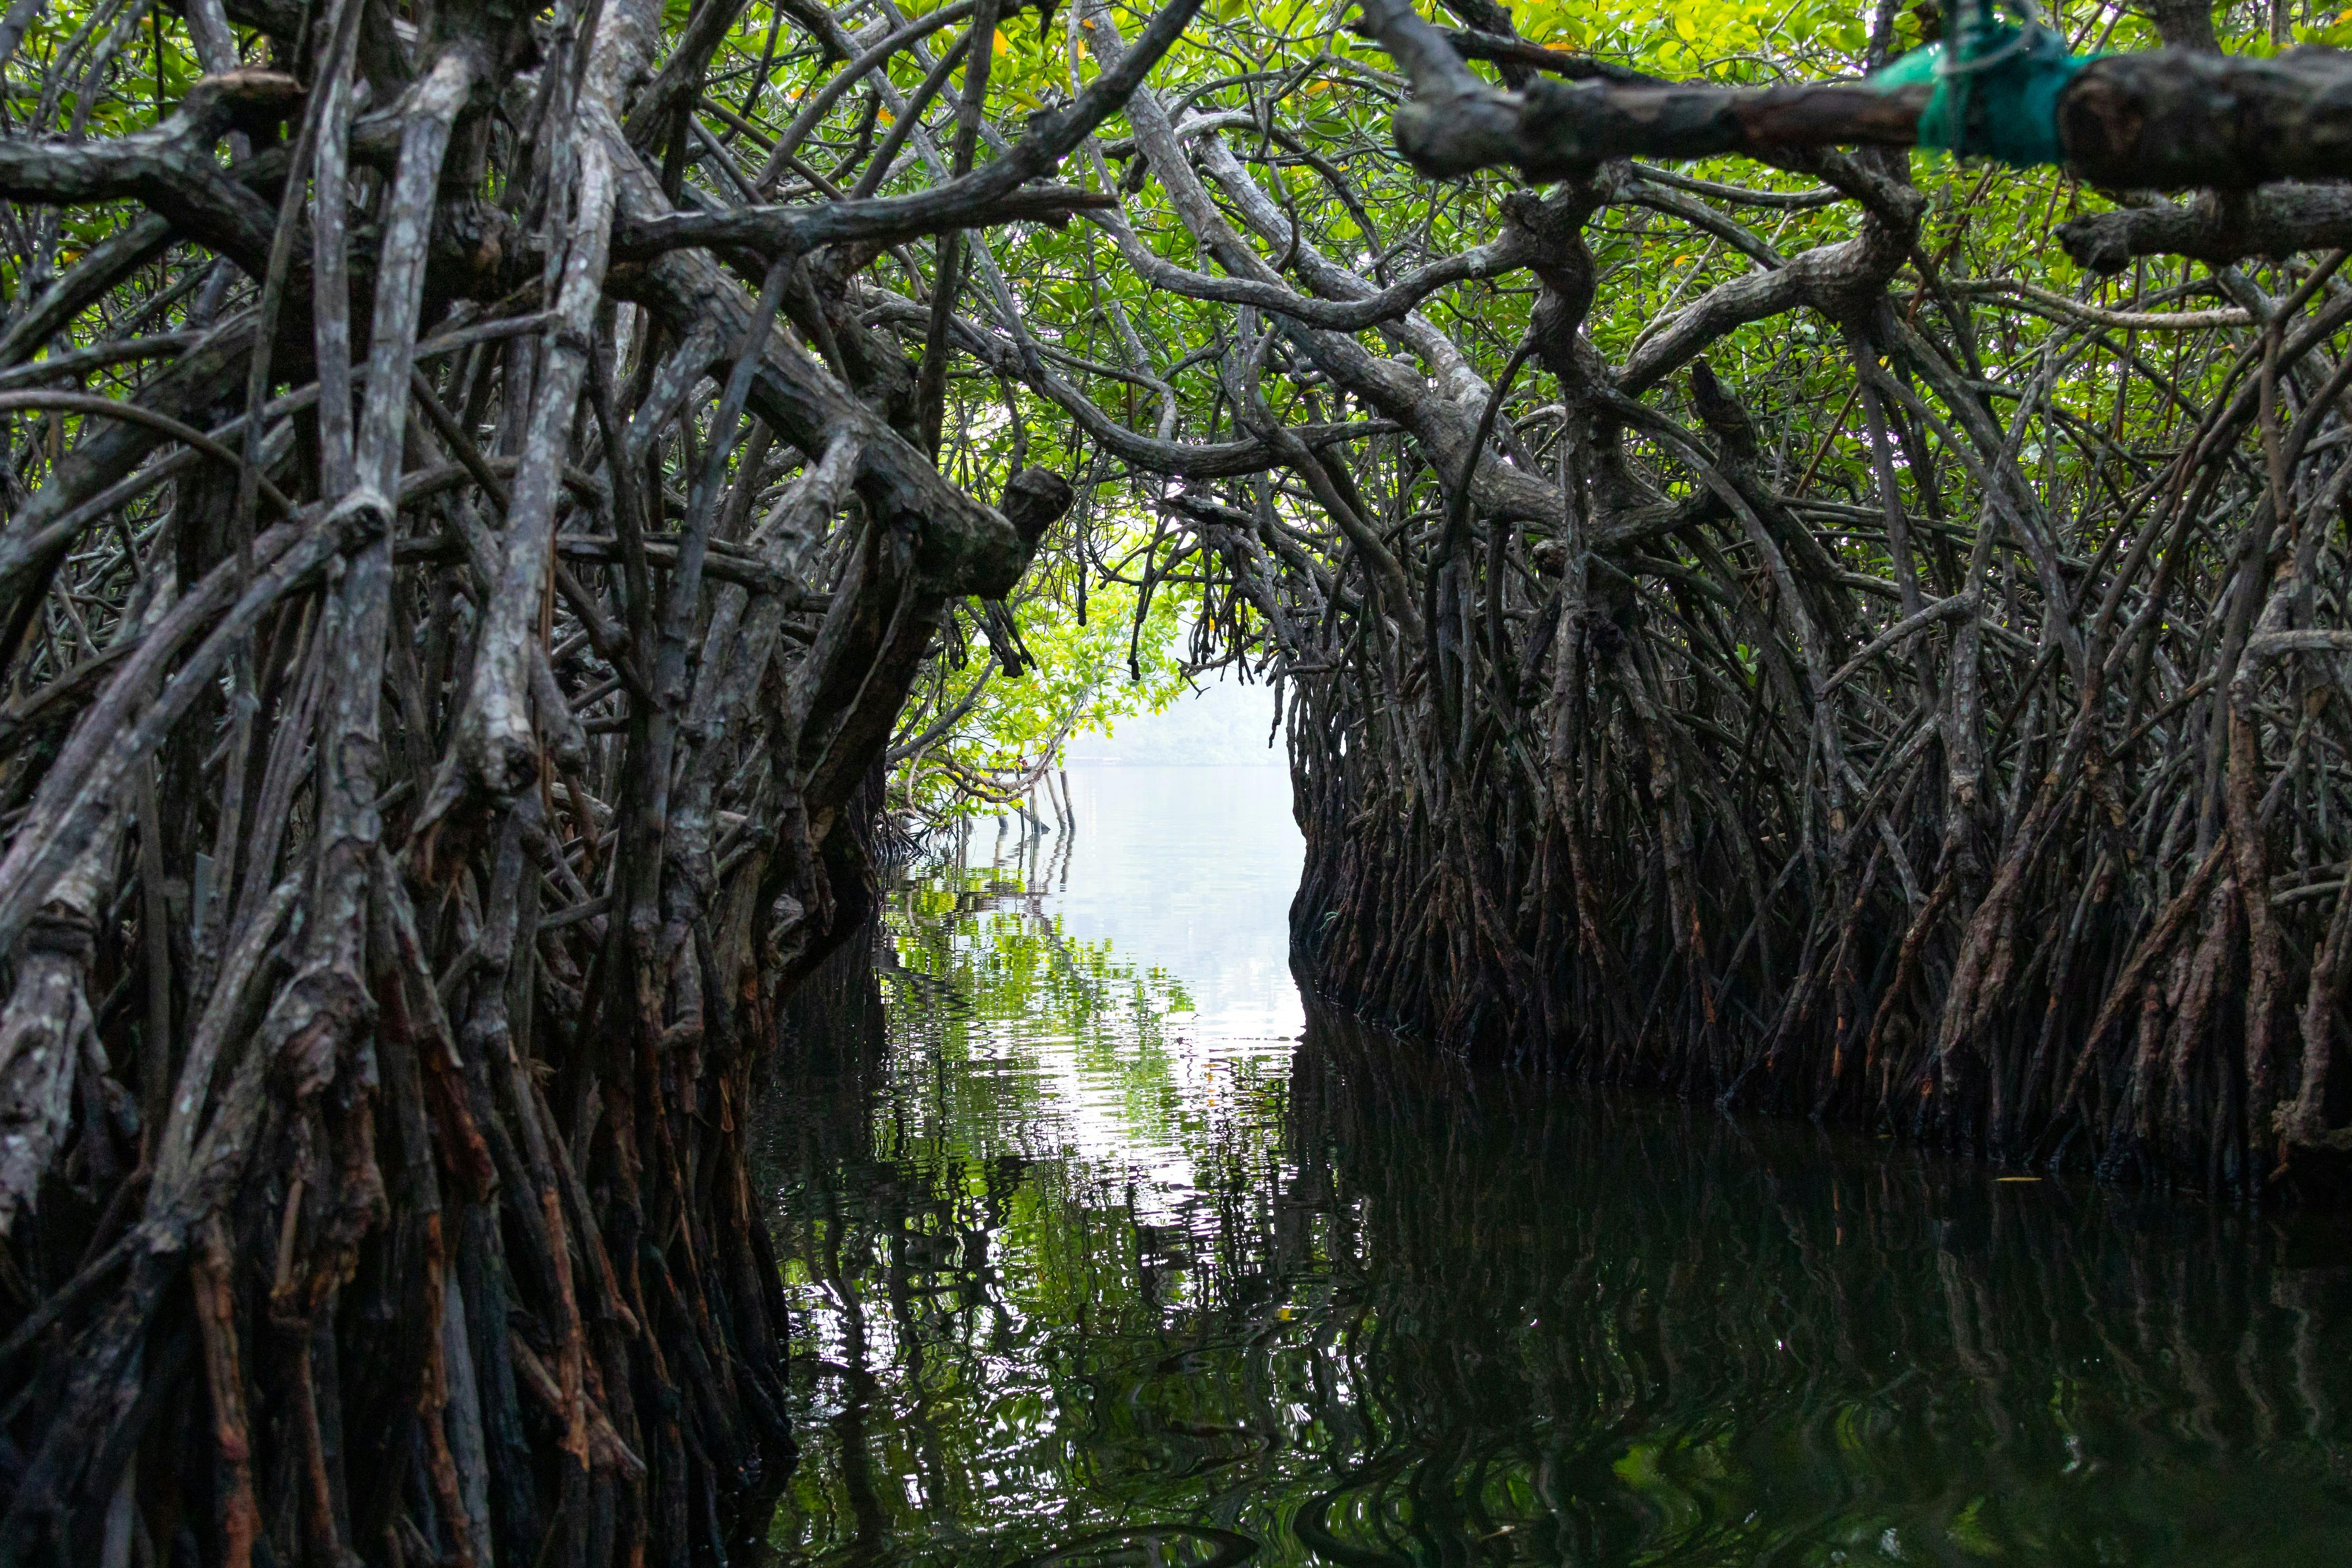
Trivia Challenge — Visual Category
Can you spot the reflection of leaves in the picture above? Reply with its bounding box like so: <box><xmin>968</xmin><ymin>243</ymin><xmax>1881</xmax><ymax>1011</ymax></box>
<box><xmin>772</xmin><ymin>995</ymin><xmax>2352</xmax><ymax>1568</ymax></box>
<box><xmin>891</xmin><ymin>870</ymin><xmax>1180</xmax><ymax>1031</ymax></box>
<box><xmin>1002</xmin><ymin>1525</ymin><xmax>1257</xmax><ymax>1568</ymax></box>
<box><xmin>1948</xmin><ymin>1496</ymin><xmax>2005</xmax><ymax>1558</ymax></box>
<box><xmin>773</xmin><ymin>860</ymin><xmax>1305</xmax><ymax>1565</ymax></box>
<box><xmin>882</xmin><ymin>866</ymin><xmax>1211</xmax><ymax>1150</ymax></box>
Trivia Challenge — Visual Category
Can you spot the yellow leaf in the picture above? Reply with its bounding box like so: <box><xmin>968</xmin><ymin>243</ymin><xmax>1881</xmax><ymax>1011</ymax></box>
<box><xmin>994</xmin><ymin>26</ymin><xmax>1009</xmax><ymax>53</ymax></box>
<box><xmin>878</xmin><ymin>108</ymin><xmax>895</xmax><ymax>124</ymax></box>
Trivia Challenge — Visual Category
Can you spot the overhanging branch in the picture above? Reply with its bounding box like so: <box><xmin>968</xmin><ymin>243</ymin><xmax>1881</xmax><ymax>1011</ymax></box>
<box><xmin>1353</xmin><ymin>1</ymin><xmax>2352</xmax><ymax>198</ymax></box>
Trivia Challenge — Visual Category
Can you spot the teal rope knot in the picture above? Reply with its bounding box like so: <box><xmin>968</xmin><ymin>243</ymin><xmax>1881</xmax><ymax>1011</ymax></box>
<box><xmin>1871</xmin><ymin>0</ymin><xmax>2090</xmax><ymax>169</ymax></box>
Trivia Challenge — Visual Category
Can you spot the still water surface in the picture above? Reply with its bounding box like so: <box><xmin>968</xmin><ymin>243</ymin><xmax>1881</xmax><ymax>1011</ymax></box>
<box><xmin>761</xmin><ymin>766</ymin><xmax>2352</xmax><ymax>1567</ymax></box>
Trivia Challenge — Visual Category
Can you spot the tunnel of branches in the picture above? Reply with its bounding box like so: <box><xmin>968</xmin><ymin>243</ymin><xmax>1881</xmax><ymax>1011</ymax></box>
<box><xmin>4</xmin><ymin>0</ymin><xmax>2352</xmax><ymax>1560</ymax></box>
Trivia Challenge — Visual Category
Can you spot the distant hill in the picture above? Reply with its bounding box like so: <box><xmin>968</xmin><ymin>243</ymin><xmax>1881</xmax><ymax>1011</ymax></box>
<box><xmin>1066</xmin><ymin>673</ymin><xmax>1286</xmax><ymax>767</ymax></box>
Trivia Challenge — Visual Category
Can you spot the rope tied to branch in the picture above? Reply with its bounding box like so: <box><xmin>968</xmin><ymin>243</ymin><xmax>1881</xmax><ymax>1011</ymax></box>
<box><xmin>1873</xmin><ymin>0</ymin><xmax>2090</xmax><ymax>168</ymax></box>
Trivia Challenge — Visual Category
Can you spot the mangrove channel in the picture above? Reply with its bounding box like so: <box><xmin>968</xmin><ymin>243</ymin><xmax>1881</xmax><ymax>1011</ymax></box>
<box><xmin>17</xmin><ymin>1</ymin><xmax>2352</xmax><ymax>1563</ymax></box>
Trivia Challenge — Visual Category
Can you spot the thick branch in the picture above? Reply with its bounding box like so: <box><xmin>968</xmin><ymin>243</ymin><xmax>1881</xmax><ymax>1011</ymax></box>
<box><xmin>2058</xmin><ymin>186</ymin><xmax>2352</xmax><ymax>273</ymax></box>
<box><xmin>610</xmin><ymin>183</ymin><xmax>1115</xmax><ymax>257</ymax></box>
<box><xmin>1356</xmin><ymin>5</ymin><xmax>2352</xmax><ymax>200</ymax></box>
<box><xmin>0</xmin><ymin>72</ymin><xmax>302</xmax><ymax>275</ymax></box>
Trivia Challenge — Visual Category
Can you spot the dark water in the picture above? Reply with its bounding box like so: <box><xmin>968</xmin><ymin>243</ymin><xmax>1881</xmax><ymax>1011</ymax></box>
<box><xmin>760</xmin><ymin>767</ymin><xmax>2352</xmax><ymax>1567</ymax></box>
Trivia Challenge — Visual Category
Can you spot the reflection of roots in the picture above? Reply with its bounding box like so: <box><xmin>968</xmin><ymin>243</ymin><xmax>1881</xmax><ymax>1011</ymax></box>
<box><xmin>1292</xmin><ymin>1469</ymin><xmax>1415</xmax><ymax>1568</ymax></box>
<box><xmin>1007</xmin><ymin>1525</ymin><xmax>1259</xmax><ymax>1568</ymax></box>
<box><xmin>1025</xmin><ymin>898</ymin><xmax>1110</xmax><ymax>1012</ymax></box>
<box><xmin>872</xmin><ymin>942</ymin><xmax>974</xmax><ymax>1018</ymax></box>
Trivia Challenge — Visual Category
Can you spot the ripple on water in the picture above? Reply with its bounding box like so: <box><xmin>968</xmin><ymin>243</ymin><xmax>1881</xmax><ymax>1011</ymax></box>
<box><xmin>759</xmin><ymin>766</ymin><xmax>2352</xmax><ymax>1568</ymax></box>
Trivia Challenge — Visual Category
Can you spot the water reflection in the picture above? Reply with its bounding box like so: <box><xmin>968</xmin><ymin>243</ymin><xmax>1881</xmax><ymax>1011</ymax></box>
<box><xmin>761</xmin><ymin>769</ymin><xmax>2352</xmax><ymax>1567</ymax></box>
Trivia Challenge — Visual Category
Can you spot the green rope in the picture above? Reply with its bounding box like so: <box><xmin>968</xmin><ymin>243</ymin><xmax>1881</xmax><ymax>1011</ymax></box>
<box><xmin>1871</xmin><ymin>0</ymin><xmax>2091</xmax><ymax>169</ymax></box>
